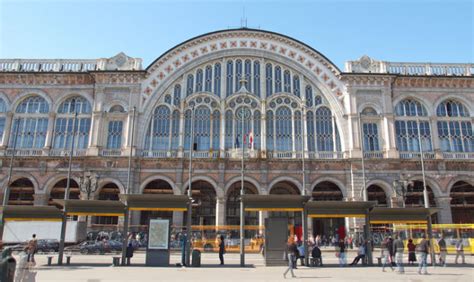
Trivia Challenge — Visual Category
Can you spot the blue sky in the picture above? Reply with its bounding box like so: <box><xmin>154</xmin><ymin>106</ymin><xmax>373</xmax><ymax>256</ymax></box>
<box><xmin>1</xmin><ymin>0</ymin><xmax>472</xmax><ymax>70</ymax></box>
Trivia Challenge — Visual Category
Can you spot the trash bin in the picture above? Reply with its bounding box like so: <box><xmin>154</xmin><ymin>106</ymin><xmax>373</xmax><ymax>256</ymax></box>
<box><xmin>0</xmin><ymin>248</ymin><xmax>16</xmax><ymax>282</ymax></box>
<box><xmin>191</xmin><ymin>249</ymin><xmax>201</xmax><ymax>267</ymax></box>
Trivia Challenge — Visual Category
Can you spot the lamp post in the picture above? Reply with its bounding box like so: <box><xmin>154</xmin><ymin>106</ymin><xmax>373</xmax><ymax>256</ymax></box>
<box><xmin>236</xmin><ymin>105</ymin><xmax>250</xmax><ymax>267</ymax></box>
<box><xmin>185</xmin><ymin>105</ymin><xmax>195</xmax><ymax>267</ymax></box>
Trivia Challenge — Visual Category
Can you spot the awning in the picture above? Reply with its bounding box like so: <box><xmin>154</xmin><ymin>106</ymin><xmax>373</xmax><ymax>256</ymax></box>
<box><xmin>0</xmin><ymin>205</ymin><xmax>63</xmax><ymax>221</ymax></box>
<box><xmin>120</xmin><ymin>194</ymin><xmax>189</xmax><ymax>211</ymax></box>
<box><xmin>369</xmin><ymin>207</ymin><xmax>441</xmax><ymax>224</ymax></box>
<box><xmin>53</xmin><ymin>200</ymin><xmax>126</xmax><ymax>216</ymax></box>
<box><xmin>306</xmin><ymin>201</ymin><xmax>377</xmax><ymax>218</ymax></box>
<box><xmin>242</xmin><ymin>195</ymin><xmax>311</xmax><ymax>212</ymax></box>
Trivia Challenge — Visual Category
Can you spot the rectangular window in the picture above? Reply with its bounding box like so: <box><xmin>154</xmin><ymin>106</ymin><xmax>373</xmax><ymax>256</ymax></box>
<box><xmin>106</xmin><ymin>120</ymin><xmax>123</xmax><ymax>149</ymax></box>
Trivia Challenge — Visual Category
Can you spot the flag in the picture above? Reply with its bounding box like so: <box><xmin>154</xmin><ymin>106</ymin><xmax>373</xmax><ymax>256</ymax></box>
<box><xmin>248</xmin><ymin>131</ymin><xmax>254</xmax><ymax>149</ymax></box>
<box><xmin>235</xmin><ymin>136</ymin><xmax>240</xmax><ymax>148</ymax></box>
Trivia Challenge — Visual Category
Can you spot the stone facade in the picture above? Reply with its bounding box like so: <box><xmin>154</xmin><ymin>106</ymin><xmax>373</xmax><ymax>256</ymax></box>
<box><xmin>0</xmin><ymin>29</ymin><xmax>472</xmax><ymax>233</ymax></box>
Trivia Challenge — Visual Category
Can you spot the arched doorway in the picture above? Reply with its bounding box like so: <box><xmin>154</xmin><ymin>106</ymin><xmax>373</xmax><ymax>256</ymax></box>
<box><xmin>311</xmin><ymin>181</ymin><xmax>344</xmax><ymax>241</ymax></box>
<box><xmin>94</xmin><ymin>183</ymin><xmax>120</xmax><ymax>225</ymax></box>
<box><xmin>140</xmin><ymin>179</ymin><xmax>174</xmax><ymax>225</ymax></box>
<box><xmin>8</xmin><ymin>178</ymin><xmax>35</xmax><ymax>205</ymax></box>
<box><xmin>405</xmin><ymin>181</ymin><xmax>437</xmax><ymax>223</ymax></box>
<box><xmin>184</xmin><ymin>180</ymin><xmax>216</xmax><ymax>226</ymax></box>
<box><xmin>49</xmin><ymin>179</ymin><xmax>80</xmax><ymax>207</ymax></box>
<box><xmin>269</xmin><ymin>181</ymin><xmax>302</xmax><ymax>226</ymax></box>
<box><xmin>367</xmin><ymin>185</ymin><xmax>388</xmax><ymax>207</ymax></box>
<box><xmin>450</xmin><ymin>181</ymin><xmax>474</xmax><ymax>223</ymax></box>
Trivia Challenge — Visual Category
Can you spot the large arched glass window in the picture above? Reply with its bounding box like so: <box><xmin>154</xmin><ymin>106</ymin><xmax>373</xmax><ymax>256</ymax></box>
<box><xmin>244</xmin><ymin>59</ymin><xmax>251</xmax><ymax>91</ymax></box>
<box><xmin>146</xmin><ymin>105</ymin><xmax>171</xmax><ymax>151</ymax></box>
<box><xmin>266</xmin><ymin>110</ymin><xmax>274</xmax><ymax>151</ymax></box>
<box><xmin>253</xmin><ymin>110</ymin><xmax>261</xmax><ymax>150</ymax></box>
<box><xmin>225</xmin><ymin>110</ymin><xmax>233</xmax><ymax>149</ymax></box>
<box><xmin>173</xmin><ymin>84</ymin><xmax>181</xmax><ymax>106</ymax></box>
<box><xmin>0</xmin><ymin>98</ymin><xmax>7</xmax><ymax>141</ymax></box>
<box><xmin>395</xmin><ymin>99</ymin><xmax>432</xmax><ymax>152</ymax></box>
<box><xmin>53</xmin><ymin>96</ymin><xmax>91</xmax><ymax>150</ymax></box>
<box><xmin>234</xmin><ymin>107</ymin><xmax>251</xmax><ymax>148</ymax></box>
<box><xmin>226</xmin><ymin>60</ymin><xmax>234</xmax><ymax>96</ymax></box>
<box><xmin>315</xmin><ymin>107</ymin><xmax>334</xmax><ymax>151</ymax></box>
<box><xmin>361</xmin><ymin>107</ymin><xmax>380</xmax><ymax>152</ymax></box>
<box><xmin>274</xmin><ymin>66</ymin><xmax>282</xmax><ymax>93</ymax></box>
<box><xmin>275</xmin><ymin>106</ymin><xmax>292</xmax><ymax>151</ymax></box>
<box><xmin>12</xmin><ymin>96</ymin><xmax>49</xmax><ymax>149</ymax></box>
<box><xmin>194</xmin><ymin>106</ymin><xmax>211</xmax><ymax>151</ymax></box>
<box><xmin>305</xmin><ymin>85</ymin><xmax>313</xmax><ymax>107</ymax></box>
<box><xmin>214</xmin><ymin>63</ymin><xmax>221</xmax><ymax>97</ymax></box>
<box><xmin>293</xmin><ymin>76</ymin><xmax>300</xmax><ymax>97</ymax></box>
<box><xmin>171</xmin><ymin>110</ymin><xmax>180</xmax><ymax>150</ymax></box>
<box><xmin>437</xmin><ymin>100</ymin><xmax>473</xmax><ymax>152</ymax></box>
<box><xmin>235</xmin><ymin>59</ymin><xmax>242</xmax><ymax>92</ymax></box>
<box><xmin>253</xmin><ymin>61</ymin><xmax>260</xmax><ymax>97</ymax></box>
<box><xmin>195</xmin><ymin>69</ymin><xmax>203</xmax><ymax>92</ymax></box>
<box><xmin>306</xmin><ymin>111</ymin><xmax>315</xmax><ymax>151</ymax></box>
<box><xmin>186</xmin><ymin>74</ymin><xmax>194</xmax><ymax>96</ymax></box>
<box><xmin>212</xmin><ymin>110</ymin><xmax>220</xmax><ymax>150</ymax></box>
<box><xmin>283</xmin><ymin>70</ymin><xmax>291</xmax><ymax>93</ymax></box>
<box><xmin>265</xmin><ymin>63</ymin><xmax>273</xmax><ymax>97</ymax></box>
<box><xmin>205</xmin><ymin>66</ymin><xmax>212</xmax><ymax>92</ymax></box>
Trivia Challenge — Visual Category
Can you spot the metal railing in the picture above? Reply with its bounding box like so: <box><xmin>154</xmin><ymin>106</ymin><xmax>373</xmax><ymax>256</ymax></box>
<box><xmin>5</xmin><ymin>148</ymin><xmax>43</xmax><ymax>156</ymax></box>
<box><xmin>399</xmin><ymin>151</ymin><xmax>435</xmax><ymax>159</ymax></box>
<box><xmin>100</xmin><ymin>149</ymin><xmax>123</xmax><ymax>157</ymax></box>
<box><xmin>49</xmin><ymin>149</ymin><xmax>87</xmax><ymax>157</ymax></box>
<box><xmin>442</xmin><ymin>152</ymin><xmax>474</xmax><ymax>160</ymax></box>
<box><xmin>386</xmin><ymin>62</ymin><xmax>473</xmax><ymax>76</ymax></box>
<box><xmin>0</xmin><ymin>59</ymin><xmax>98</xmax><ymax>72</ymax></box>
<box><xmin>363</xmin><ymin>151</ymin><xmax>384</xmax><ymax>159</ymax></box>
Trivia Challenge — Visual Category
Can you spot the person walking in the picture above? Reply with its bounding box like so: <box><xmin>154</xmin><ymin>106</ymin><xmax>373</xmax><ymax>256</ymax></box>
<box><xmin>349</xmin><ymin>240</ymin><xmax>366</xmax><ymax>266</ymax></box>
<box><xmin>407</xmin><ymin>239</ymin><xmax>417</xmax><ymax>265</ymax></box>
<box><xmin>387</xmin><ymin>236</ymin><xmax>395</xmax><ymax>267</ymax></box>
<box><xmin>381</xmin><ymin>236</ymin><xmax>394</xmax><ymax>272</ymax></box>
<box><xmin>393</xmin><ymin>234</ymin><xmax>405</xmax><ymax>274</ymax></box>
<box><xmin>218</xmin><ymin>235</ymin><xmax>225</xmax><ymax>265</ymax></box>
<box><xmin>416</xmin><ymin>235</ymin><xmax>430</xmax><ymax>275</ymax></box>
<box><xmin>283</xmin><ymin>237</ymin><xmax>298</xmax><ymax>279</ymax></box>
<box><xmin>455</xmin><ymin>238</ymin><xmax>465</xmax><ymax>264</ymax></box>
<box><xmin>180</xmin><ymin>232</ymin><xmax>187</xmax><ymax>267</ymax></box>
<box><xmin>338</xmin><ymin>239</ymin><xmax>346</xmax><ymax>267</ymax></box>
<box><xmin>26</xmin><ymin>234</ymin><xmax>37</xmax><ymax>263</ymax></box>
<box><xmin>438</xmin><ymin>236</ymin><xmax>447</xmax><ymax>267</ymax></box>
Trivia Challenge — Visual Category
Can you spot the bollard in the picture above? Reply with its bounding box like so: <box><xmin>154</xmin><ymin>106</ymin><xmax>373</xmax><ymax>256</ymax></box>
<box><xmin>47</xmin><ymin>256</ymin><xmax>53</xmax><ymax>266</ymax></box>
<box><xmin>66</xmin><ymin>256</ymin><xmax>71</xmax><ymax>265</ymax></box>
<box><xmin>0</xmin><ymin>248</ymin><xmax>16</xmax><ymax>282</ymax></box>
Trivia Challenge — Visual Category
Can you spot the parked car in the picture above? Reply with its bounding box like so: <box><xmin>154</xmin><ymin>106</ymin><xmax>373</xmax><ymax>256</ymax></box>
<box><xmin>37</xmin><ymin>239</ymin><xmax>59</xmax><ymax>253</ymax></box>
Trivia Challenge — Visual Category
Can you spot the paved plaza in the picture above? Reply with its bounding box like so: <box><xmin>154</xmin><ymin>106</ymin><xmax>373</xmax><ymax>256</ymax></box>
<box><xmin>12</xmin><ymin>252</ymin><xmax>473</xmax><ymax>281</ymax></box>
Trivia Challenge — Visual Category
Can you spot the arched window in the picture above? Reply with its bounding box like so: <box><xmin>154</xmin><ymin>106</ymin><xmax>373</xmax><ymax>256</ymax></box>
<box><xmin>212</xmin><ymin>110</ymin><xmax>220</xmax><ymax>150</ymax></box>
<box><xmin>293</xmin><ymin>76</ymin><xmax>300</xmax><ymax>97</ymax></box>
<box><xmin>306</xmin><ymin>111</ymin><xmax>315</xmax><ymax>151</ymax></box>
<box><xmin>314</xmin><ymin>95</ymin><xmax>322</xmax><ymax>106</ymax></box>
<box><xmin>194</xmin><ymin>106</ymin><xmax>211</xmax><ymax>151</ymax></box>
<box><xmin>106</xmin><ymin>120</ymin><xmax>123</xmax><ymax>149</ymax></box>
<box><xmin>195</xmin><ymin>69</ymin><xmax>203</xmax><ymax>92</ymax></box>
<box><xmin>244</xmin><ymin>59</ymin><xmax>251</xmax><ymax>91</ymax></box>
<box><xmin>266</xmin><ymin>110</ymin><xmax>274</xmax><ymax>151</ymax></box>
<box><xmin>294</xmin><ymin>110</ymin><xmax>302</xmax><ymax>151</ymax></box>
<box><xmin>283</xmin><ymin>70</ymin><xmax>291</xmax><ymax>93</ymax></box>
<box><xmin>361</xmin><ymin>107</ymin><xmax>380</xmax><ymax>152</ymax></box>
<box><xmin>12</xmin><ymin>96</ymin><xmax>49</xmax><ymax>149</ymax></box>
<box><xmin>205</xmin><ymin>65</ymin><xmax>212</xmax><ymax>92</ymax></box>
<box><xmin>9</xmin><ymin>178</ymin><xmax>35</xmax><ymax>205</ymax></box>
<box><xmin>275</xmin><ymin>106</ymin><xmax>292</xmax><ymax>151</ymax></box>
<box><xmin>226</xmin><ymin>60</ymin><xmax>233</xmax><ymax>96</ymax></box>
<box><xmin>274</xmin><ymin>66</ymin><xmax>282</xmax><ymax>93</ymax></box>
<box><xmin>171</xmin><ymin>110</ymin><xmax>180</xmax><ymax>150</ymax></box>
<box><xmin>173</xmin><ymin>84</ymin><xmax>181</xmax><ymax>106</ymax></box>
<box><xmin>235</xmin><ymin>59</ymin><xmax>243</xmax><ymax>92</ymax></box>
<box><xmin>94</xmin><ymin>183</ymin><xmax>120</xmax><ymax>225</ymax></box>
<box><xmin>164</xmin><ymin>94</ymin><xmax>172</xmax><ymax>105</ymax></box>
<box><xmin>253</xmin><ymin>61</ymin><xmax>260</xmax><ymax>97</ymax></box>
<box><xmin>265</xmin><ymin>63</ymin><xmax>273</xmax><ymax>97</ymax></box>
<box><xmin>184</xmin><ymin>109</ymin><xmax>192</xmax><ymax>150</ymax></box>
<box><xmin>146</xmin><ymin>105</ymin><xmax>171</xmax><ymax>151</ymax></box>
<box><xmin>305</xmin><ymin>85</ymin><xmax>313</xmax><ymax>107</ymax></box>
<box><xmin>315</xmin><ymin>107</ymin><xmax>333</xmax><ymax>151</ymax></box>
<box><xmin>186</xmin><ymin>74</ymin><xmax>194</xmax><ymax>96</ymax></box>
<box><xmin>253</xmin><ymin>110</ymin><xmax>261</xmax><ymax>150</ymax></box>
<box><xmin>214</xmin><ymin>63</ymin><xmax>221</xmax><ymax>97</ymax></box>
<box><xmin>437</xmin><ymin>100</ymin><xmax>473</xmax><ymax>152</ymax></box>
<box><xmin>225</xmin><ymin>110</ymin><xmax>233</xmax><ymax>149</ymax></box>
<box><xmin>395</xmin><ymin>99</ymin><xmax>432</xmax><ymax>152</ymax></box>
<box><xmin>0</xmin><ymin>98</ymin><xmax>7</xmax><ymax>141</ymax></box>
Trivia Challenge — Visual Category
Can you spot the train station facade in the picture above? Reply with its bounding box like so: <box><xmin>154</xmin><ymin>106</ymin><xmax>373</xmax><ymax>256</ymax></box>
<box><xmin>0</xmin><ymin>29</ymin><xmax>472</xmax><ymax>235</ymax></box>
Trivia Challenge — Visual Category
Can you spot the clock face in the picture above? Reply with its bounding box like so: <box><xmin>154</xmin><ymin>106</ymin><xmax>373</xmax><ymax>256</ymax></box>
<box><xmin>360</xmin><ymin>56</ymin><xmax>371</xmax><ymax>69</ymax></box>
<box><xmin>115</xmin><ymin>55</ymin><xmax>126</xmax><ymax>67</ymax></box>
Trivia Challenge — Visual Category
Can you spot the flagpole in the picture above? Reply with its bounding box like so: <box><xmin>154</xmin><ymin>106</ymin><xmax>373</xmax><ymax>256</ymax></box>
<box><xmin>240</xmin><ymin>106</ymin><xmax>246</xmax><ymax>267</ymax></box>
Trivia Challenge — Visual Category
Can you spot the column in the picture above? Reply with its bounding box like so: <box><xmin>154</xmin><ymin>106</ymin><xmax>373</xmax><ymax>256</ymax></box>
<box><xmin>123</xmin><ymin>110</ymin><xmax>136</xmax><ymax>156</ymax></box>
<box><xmin>0</xmin><ymin>111</ymin><xmax>13</xmax><ymax>148</ymax></box>
<box><xmin>431</xmin><ymin>117</ymin><xmax>442</xmax><ymax>159</ymax></box>
<box><xmin>261</xmin><ymin>104</ymin><xmax>266</xmax><ymax>158</ymax></box>
<box><xmin>435</xmin><ymin>196</ymin><xmax>453</xmax><ymax>224</ymax></box>
<box><xmin>178</xmin><ymin>110</ymin><xmax>185</xmax><ymax>158</ymax></box>
<box><xmin>87</xmin><ymin>111</ymin><xmax>104</xmax><ymax>156</ymax></box>
<box><xmin>216</xmin><ymin>197</ymin><xmax>226</xmax><ymax>226</ymax></box>
<box><xmin>33</xmin><ymin>193</ymin><xmax>49</xmax><ymax>206</ymax></box>
<box><xmin>384</xmin><ymin>114</ymin><xmax>399</xmax><ymax>158</ymax></box>
<box><xmin>43</xmin><ymin>112</ymin><xmax>56</xmax><ymax>154</ymax></box>
<box><xmin>219</xmin><ymin>105</ymin><xmax>225</xmax><ymax>157</ymax></box>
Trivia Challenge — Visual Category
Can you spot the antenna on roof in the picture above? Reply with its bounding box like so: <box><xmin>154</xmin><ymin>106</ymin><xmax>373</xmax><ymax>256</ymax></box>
<box><xmin>240</xmin><ymin>6</ymin><xmax>247</xmax><ymax>28</ymax></box>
